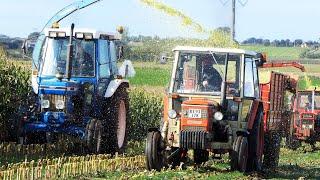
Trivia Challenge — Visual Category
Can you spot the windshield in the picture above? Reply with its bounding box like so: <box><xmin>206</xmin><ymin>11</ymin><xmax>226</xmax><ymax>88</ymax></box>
<box><xmin>173</xmin><ymin>52</ymin><xmax>241</xmax><ymax>95</ymax></box>
<box><xmin>298</xmin><ymin>92</ymin><xmax>320</xmax><ymax>110</ymax></box>
<box><xmin>41</xmin><ymin>38</ymin><xmax>95</xmax><ymax>77</ymax></box>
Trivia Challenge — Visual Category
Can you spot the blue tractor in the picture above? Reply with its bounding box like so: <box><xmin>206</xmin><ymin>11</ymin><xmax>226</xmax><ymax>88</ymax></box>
<box><xmin>20</xmin><ymin>23</ymin><xmax>130</xmax><ymax>154</ymax></box>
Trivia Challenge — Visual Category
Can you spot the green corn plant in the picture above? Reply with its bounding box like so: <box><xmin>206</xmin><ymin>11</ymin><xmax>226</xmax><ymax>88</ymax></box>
<box><xmin>0</xmin><ymin>58</ymin><xmax>31</xmax><ymax>142</ymax></box>
<box><xmin>128</xmin><ymin>88</ymin><xmax>163</xmax><ymax>141</ymax></box>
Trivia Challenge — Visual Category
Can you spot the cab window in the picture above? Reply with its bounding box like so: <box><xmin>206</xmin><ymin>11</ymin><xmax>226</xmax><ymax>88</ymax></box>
<box><xmin>244</xmin><ymin>57</ymin><xmax>256</xmax><ymax>98</ymax></box>
<box><xmin>98</xmin><ymin>40</ymin><xmax>111</xmax><ymax>78</ymax></box>
<box><xmin>252</xmin><ymin>59</ymin><xmax>260</xmax><ymax>98</ymax></box>
<box><xmin>110</xmin><ymin>41</ymin><xmax>118</xmax><ymax>75</ymax></box>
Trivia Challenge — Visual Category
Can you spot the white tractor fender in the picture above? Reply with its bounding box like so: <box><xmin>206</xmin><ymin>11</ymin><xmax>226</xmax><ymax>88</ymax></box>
<box><xmin>32</xmin><ymin>75</ymin><xmax>38</xmax><ymax>94</ymax></box>
<box><xmin>104</xmin><ymin>79</ymin><xmax>129</xmax><ymax>98</ymax></box>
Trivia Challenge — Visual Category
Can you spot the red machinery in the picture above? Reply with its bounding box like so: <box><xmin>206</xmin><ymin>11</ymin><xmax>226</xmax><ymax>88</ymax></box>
<box><xmin>260</xmin><ymin>62</ymin><xmax>305</xmax><ymax>72</ymax></box>
<box><xmin>258</xmin><ymin>61</ymin><xmax>305</xmax><ymax>166</ymax></box>
<box><xmin>287</xmin><ymin>89</ymin><xmax>320</xmax><ymax>149</ymax></box>
<box><xmin>145</xmin><ymin>47</ymin><xmax>306</xmax><ymax>172</ymax></box>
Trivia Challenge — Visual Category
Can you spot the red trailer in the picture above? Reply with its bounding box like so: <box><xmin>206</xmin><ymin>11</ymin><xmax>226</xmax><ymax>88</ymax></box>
<box><xmin>259</xmin><ymin>71</ymin><xmax>299</xmax><ymax>167</ymax></box>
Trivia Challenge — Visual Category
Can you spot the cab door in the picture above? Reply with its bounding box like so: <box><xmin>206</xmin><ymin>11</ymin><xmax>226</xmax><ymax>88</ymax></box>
<box><xmin>239</xmin><ymin>56</ymin><xmax>260</xmax><ymax>128</ymax></box>
<box><xmin>92</xmin><ymin>39</ymin><xmax>112</xmax><ymax>117</ymax></box>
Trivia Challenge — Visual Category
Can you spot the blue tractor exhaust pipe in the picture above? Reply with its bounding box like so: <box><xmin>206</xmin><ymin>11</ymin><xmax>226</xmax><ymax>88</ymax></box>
<box><xmin>66</xmin><ymin>23</ymin><xmax>75</xmax><ymax>80</ymax></box>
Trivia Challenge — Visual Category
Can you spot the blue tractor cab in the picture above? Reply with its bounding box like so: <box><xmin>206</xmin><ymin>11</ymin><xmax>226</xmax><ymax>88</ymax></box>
<box><xmin>21</xmin><ymin>24</ymin><xmax>130</xmax><ymax>154</ymax></box>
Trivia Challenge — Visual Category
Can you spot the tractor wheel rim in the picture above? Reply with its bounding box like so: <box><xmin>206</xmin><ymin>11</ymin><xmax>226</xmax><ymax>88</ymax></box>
<box><xmin>117</xmin><ymin>100</ymin><xmax>126</xmax><ymax>148</ymax></box>
<box><xmin>96</xmin><ymin>126</ymin><xmax>102</xmax><ymax>153</ymax></box>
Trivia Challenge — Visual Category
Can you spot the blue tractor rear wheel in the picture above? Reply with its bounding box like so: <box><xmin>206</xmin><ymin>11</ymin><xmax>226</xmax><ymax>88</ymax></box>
<box><xmin>104</xmin><ymin>87</ymin><xmax>129</xmax><ymax>154</ymax></box>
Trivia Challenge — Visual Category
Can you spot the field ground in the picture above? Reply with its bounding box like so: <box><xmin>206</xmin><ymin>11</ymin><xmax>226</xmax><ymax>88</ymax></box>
<box><xmin>240</xmin><ymin>45</ymin><xmax>306</xmax><ymax>60</ymax></box>
<box><xmin>79</xmin><ymin>145</ymin><xmax>320</xmax><ymax>179</ymax></box>
<box><xmin>1</xmin><ymin>141</ymin><xmax>319</xmax><ymax>179</ymax></box>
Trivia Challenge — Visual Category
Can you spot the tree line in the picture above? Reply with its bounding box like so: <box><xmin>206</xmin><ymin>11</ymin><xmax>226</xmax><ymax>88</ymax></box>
<box><xmin>1</xmin><ymin>28</ymin><xmax>320</xmax><ymax>60</ymax></box>
<box><xmin>242</xmin><ymin>37</ymin><xmax>319</xmax><ymax>47</ymax></box>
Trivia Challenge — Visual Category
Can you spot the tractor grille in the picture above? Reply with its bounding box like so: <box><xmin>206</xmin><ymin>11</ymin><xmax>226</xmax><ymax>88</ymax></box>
<box><xmin>180</xmin><ymin>130</ymin><xmax>207</xmax><ymax>149</ymax></box>
<box><xmin>182</xmin><ymin>126</ymin><xmax>206</xmax><ymax>131</ymax></box>
<box><xmin>41</xmin><ymin>94</ymin><xmax>67</xmax><ymax>112</ymax></box>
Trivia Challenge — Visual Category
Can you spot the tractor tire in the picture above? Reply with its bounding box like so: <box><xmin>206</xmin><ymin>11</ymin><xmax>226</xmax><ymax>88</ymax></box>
<box><xmin>230</xmin><ymin>136</ymin><xmax>248</xmax><ymax>172</ymax></box>
<box><xmin>285</xmin><ymin>134</ymin><xmax>301</xmax><ymax>150</ymax></box>
<box><xmin>238</xmin><ymin>136</ymin><xmax>248</xmax><ymax>172</ymax></box>
<box><xmin>86</xmin><ymin>119</ymin><xmax>104</xmax><ymax>154</ymax></box>
<box><xmin>104</xmin><ymin>87</ymin><xmax>129</xmax><ymax>154</ymax></box>
<box><xmin>230</xmin><ymin>135</ymin><xmax>242</xmax><ymax>170</ymax></box>
<box><xmin>145</xmin><ymin>131</ymin><xmax>164</xmax><ymax>171</ymax></box>
<box><xmin>247</xmin><ymin>109</ymin><xmax>264</xmax><ymax>172</ymax></box>
<box><xmin>263</xmin><ymin>131</ymin><xmax>281</xmax><ymax>169</ymax></box>
<box><xmin>165</xmin><ymin>147</ymin><xmax>184</xmax><ymax>168</ymax></box>
<box><xmin>23</xmin><ymin>132</ymin><xmax>47</xmax><ymax>144</ymax></box>
<box><xmin>194</xmin><ymin>149</ymin><xmax>209</xmax><ymax>164</ymax></box>
<box><xmin>46</xmin><ymin>132</ymin><xmax>58</xmax><ymax>144</ymax></box>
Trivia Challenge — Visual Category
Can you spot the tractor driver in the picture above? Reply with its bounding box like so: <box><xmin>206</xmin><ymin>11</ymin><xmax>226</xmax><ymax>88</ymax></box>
<box><xmin>305</xmin><ymin>94</ymin><xmax>313</xmax><ymax>111</ymax></box>
<box><xmin>201</xmin><ymin>55</ymin><xmax>222</xmax><ymax>91</ymax></box>
<box><xmin>75</xmin><ymin>42</ymin><xmax>94</xmax><ymax>76</ymax></box>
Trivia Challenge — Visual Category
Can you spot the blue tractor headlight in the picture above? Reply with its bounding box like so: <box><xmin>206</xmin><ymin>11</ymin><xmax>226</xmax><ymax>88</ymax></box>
<box><xmin>55</xmin><ymin>100</ymin><xmax>65</xmax><ymax>110</ymax></box>
<box><xmin>41</xmin><ymin>100</ymin><xmax>50</xmax><ymax>109</ymax></box>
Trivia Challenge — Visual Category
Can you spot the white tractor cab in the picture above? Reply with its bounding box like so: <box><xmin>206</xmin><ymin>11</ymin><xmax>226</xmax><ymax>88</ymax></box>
<box><xmin>21</xmin><ymin>24</ymin><xmax>134</xmax><ymax>154</ymax></box>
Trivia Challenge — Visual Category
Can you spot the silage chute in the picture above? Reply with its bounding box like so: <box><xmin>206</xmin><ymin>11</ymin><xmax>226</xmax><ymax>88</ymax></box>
<box><xmin>41</xmin><ymin>0</ymin><xmax>102</xmax><ymax>32</ymax></box>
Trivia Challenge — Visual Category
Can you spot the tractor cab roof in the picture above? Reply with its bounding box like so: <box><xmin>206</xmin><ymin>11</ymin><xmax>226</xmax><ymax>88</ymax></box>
<box><xmin>173</xmin><ymin>46</ymin><xmax>257</xmax><ymax>56</ymax></box>
<box><xmin>44</xmin><ymin>28</ymin><xmax>119</xmax><ymax>40</ymax></box>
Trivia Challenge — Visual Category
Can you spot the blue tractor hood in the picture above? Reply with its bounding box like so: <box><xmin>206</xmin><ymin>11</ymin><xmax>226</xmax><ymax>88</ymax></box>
<box><xmin>39</xmin><ymin>79</ymin><xmax>80</xmax><ymax>95</ymax></box>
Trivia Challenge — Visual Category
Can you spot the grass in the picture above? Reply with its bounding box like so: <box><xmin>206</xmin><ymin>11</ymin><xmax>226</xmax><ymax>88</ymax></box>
<box><xmin>269</xmin><ymin>147</ymin><xmax>320</xmax><ymax>179</ymax></box>
<box><xmin>88</xmin><ymin>167</ymin><xmax>246</xmax><ymax>179</ymax></box>
<box><xmin>240</xmin><ymin>45</ymin><xmax>306</xmax><ymax>60</ymax></box>
<box><xmin>129</xmin><ymin>67</ymin><xmax>171</xmax><ymax>87</ymax></box>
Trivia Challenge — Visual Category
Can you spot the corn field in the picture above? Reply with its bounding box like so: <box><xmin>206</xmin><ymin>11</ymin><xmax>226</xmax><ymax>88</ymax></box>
<box><xmin>0</xmin><ymin>152</ymin><xmax>145</xmax><ymax>179</ymax></box>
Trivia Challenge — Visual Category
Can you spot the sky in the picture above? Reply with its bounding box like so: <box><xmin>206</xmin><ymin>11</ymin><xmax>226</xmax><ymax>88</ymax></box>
<box><xmin>0</xmin><ymin>0</ymin><xmax>320</xmax><ymax>42</ymax></box>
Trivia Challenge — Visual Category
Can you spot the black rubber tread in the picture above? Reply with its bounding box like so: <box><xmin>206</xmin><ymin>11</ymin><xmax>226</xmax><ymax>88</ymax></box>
<box><xmin>238</xmin><ymin>136</ymin><xmax>248</xmax><ymax>172</ymax></box>
<box><xmin>230</xmin><ymin>135</ymin><xmax>242</xmax><ymax>171</ymax></box>
<box><xmin>145</xmin><ymin>131</ymin><xmax>164</xmax><ymax>171</ymax></box>
<box><xmin>285</xmin><ymin>134</ymin><xmax>301</xmax><ymax>150</ymax></box>
<box><xmin>152</xmin><ymin>132</ymin><xmax>163</xmax><ymax>170</ymax></box>
<box><xmin>86</xmin><ymin>119</ymin><xmax>104</xmax><ymax>154</ymax></box>
<box><xmin>194</xmin><ymin>149</ymin><xmax>209</xmax><ymax>164</ymax></box>
<box><xmin>247</xmin><ymin>107</ymin><xmax>263</xmax><ymax>172</ymax></box>
<box><xmin>145</xmin><ymin>132</ymin><xmax>153</xmax><ymax>170</ymax></box>
<box><xmin>263</xmin><ymin>131</ymin><xmax>281</xmax><ymax>169</ymax></box>
<box><xmin>104</xmin><ymin>86</ymin><xmax>129</xmax><ymax>154</ymax></box>
<box><xmin>168</xmin><ymin>147</ymin><xmax>183</xmax><ymax>168</ymax></box>
<box><xmin>25</xmin><ymin>132</ymin><xmax>46</xmax><ymax>144</ymax></box>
